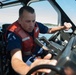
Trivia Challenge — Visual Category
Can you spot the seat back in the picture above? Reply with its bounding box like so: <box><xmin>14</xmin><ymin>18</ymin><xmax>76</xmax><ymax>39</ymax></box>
<box><xmin>2</xmin><ymin>24</ymin><xmax>10</xmax><ymax>33</ymax></box>
<box><xmin>0</xmin><ymin>24</ymin><xmax>10</xmax><ymax>75</ymax></box>
<box><xmin>0</xmin><ymin>24</ymin><xmax>18</xmax><ymax>75</ymax></box>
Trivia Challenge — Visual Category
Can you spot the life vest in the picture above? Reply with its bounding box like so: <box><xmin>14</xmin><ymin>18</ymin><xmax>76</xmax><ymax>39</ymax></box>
<box><xmin>7</xmin><ymin>21</ymin><xmax>40</xmax><ymax>56</ymax></box>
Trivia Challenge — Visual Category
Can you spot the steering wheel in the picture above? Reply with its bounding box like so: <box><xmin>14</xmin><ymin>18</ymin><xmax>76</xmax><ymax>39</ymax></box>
<box><xmin>48</xmin><ymin>31</ymin><xmax>60</xmax><ymax>41</ymax></box>
<box><xmin>26</xmin><ymin>64</ymin><xmax>64</xmax><ymax>75</ymax></box>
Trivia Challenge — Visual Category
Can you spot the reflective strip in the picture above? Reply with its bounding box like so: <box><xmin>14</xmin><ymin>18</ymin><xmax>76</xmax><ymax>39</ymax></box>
<box><xmin>13</xmin><ymin>35</ymin><xmax>16</xmax><ymax>40</ymax></box>
<box><xmin>38</xmin><ymin>43</ymin><xmax>46</xmax><ymax>53</ymax></box>
<box><xmin>35</xmin><ymin>27</ymin><xmax>39</xmax><ymax>32</ymax></box>
<box><xmin>7</xmin><ymin>33</ymin><xmax>12</xmax><ymax>38</ymax></box>
<box><xmin>38</xmin><ymin>47</ymin><xmax>43</xmax><ymax>54</ymax></box>
<box><xmin>26</xmin><ymin>60</ymin><xmax>32</xmax><ymax>66</ymax></box>
<box><xmin>22</xmin><ymin>37</ymin><xmax>30</xmax><ymax>41</ymax></box>
<box><xmin>26</xmin><ymin>55</ymin><xmax>36</xmax><ymax>66</ymax></box>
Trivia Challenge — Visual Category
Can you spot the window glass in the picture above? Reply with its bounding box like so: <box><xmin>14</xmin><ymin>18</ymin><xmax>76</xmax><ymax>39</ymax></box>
<box><xmin>29</xmin><ymin>1</ymin><xmax>58</xmax><ymax>39</ymax></box>
<box><xmin>0</xmin><ymin>1</ymin><xmax>58</xmax><ymax>39</ymax></box>
<box><xmin>56</xmin><ymin>0</ymin><xmax>76</xmax><ymax>25</ymax></box>
<box><xmin>0</xmin><ymin>5</ymin><xmax>22</xmax><ymax>27</ymax></box>
<box><xmin>29</xmin><ymin>1</ymin><xmax>58</xmax><ymax>25</ymax></box>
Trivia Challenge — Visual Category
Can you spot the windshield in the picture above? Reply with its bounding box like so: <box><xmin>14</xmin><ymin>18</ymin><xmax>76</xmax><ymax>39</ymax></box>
<box><xmin>0</xmin><ymin>0</ymin><xmax>76</xmax><ymax>27</ymax></box>
<box><xmin>0</xmin><ymin>0</ymin><xmax>18</xmax><ymax>4</ymax></box>
<box><xmin>56</xmin><ymin>0</ymin><xmax>76</xmax><ymax>25</ymax></box>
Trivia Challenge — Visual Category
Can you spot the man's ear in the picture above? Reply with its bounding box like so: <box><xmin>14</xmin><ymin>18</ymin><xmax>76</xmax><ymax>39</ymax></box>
<box><xmin>18</xmin><ymin>17</ymin><xmax>22</xmax><ymax>24</ymax></box>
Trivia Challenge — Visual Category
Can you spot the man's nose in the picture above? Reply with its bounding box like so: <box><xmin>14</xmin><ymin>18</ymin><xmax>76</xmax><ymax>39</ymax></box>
<box><xmin>30</xmin><ymin>22</ymin><xmax>34</xmax><ymax>26</ymax></box>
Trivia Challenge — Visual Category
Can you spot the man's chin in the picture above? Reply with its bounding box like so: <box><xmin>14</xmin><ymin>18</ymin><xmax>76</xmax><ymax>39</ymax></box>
<box><xmin>27</xmin><ymin>30</ymin><xmax>33</xmax><ymax>33</ymax></box>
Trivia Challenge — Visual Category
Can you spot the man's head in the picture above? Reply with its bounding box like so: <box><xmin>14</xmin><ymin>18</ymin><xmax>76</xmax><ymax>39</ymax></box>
<box><xmin>18</xmin><ymin>6</ymin><xmax>36</xmax><ymax>32</ymax></box>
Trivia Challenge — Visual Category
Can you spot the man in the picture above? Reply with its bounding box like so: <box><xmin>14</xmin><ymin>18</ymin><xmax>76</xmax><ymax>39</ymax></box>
<box><xmin>6</xmin><ymin>6</ymin><xmax>72</xmax><ymax>75</ymax></box>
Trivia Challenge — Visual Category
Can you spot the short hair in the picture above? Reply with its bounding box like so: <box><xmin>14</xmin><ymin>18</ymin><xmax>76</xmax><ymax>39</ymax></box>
<box><xmin>19</xmin><ymin>6</ymin><xmax>35</xmax><ymax>17</ymax></box>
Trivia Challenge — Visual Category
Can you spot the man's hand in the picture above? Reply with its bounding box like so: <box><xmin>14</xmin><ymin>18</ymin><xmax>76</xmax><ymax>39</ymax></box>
<box><xmin>43</xmin><ymin>53</ymin><xmax>52</xmax><ymax>59</ymax></box>
<box><xmin>30</xmin><ymin>58</ymin><xmax>57</xmax><ymax>75</ymax></box>
<box><xmin>64</xmin><ymin>22</ymin><xmax>72</xmax><ymax>30</ymax></box>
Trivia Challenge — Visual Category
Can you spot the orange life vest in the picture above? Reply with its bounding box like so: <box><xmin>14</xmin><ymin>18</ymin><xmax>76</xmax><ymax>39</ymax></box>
<box><xmin>7</xmin><ymin>21</ymin><xmax>40</xmax><ymax>56</ymax></box>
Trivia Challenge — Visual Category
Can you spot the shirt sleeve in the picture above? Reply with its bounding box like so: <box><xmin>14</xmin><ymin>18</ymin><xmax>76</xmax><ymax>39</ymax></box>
<box><xmin>36</xmin><ymin>22</ymin><xmax>48</xmax><ymax>33</ymax></box>
<box><xmin>6</xmin><ymin>31</ymin><xmax>22</xmax><ymax>52</ymax></box>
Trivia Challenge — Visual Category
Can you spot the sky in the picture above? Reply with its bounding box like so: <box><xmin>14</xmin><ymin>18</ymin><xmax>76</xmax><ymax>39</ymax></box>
<box><xmin>56</xmin><ymin>0</ymin><xmax>76</xmax><ymax>25</ymax></box>
<box><xmin>0</xmin><ymin>0</ymin><xmax>76</xmax><ymax>26</ymax></box>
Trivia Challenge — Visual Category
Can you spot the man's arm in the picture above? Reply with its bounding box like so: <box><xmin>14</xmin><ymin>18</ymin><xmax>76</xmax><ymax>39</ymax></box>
<box><xmin>11</xmin><ymin>49</ymin><xmax>31</xmax><ymax>75</ymax></box>
<box><xmin>11</xmin><ymin>49</ymin><xmax>57</xmax><ymax>75</ymax></box>
<box><xmin>47</xmin><ymin>22</ymin><xmax>72</xmax><ymax>33</ymax></box>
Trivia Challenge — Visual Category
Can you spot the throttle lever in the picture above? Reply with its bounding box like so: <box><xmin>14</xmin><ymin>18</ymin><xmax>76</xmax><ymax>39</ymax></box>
<box><xmin>41</xmin><ymin>49</ymin><xmax>58</xmax><ymax>58</ymax></box>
